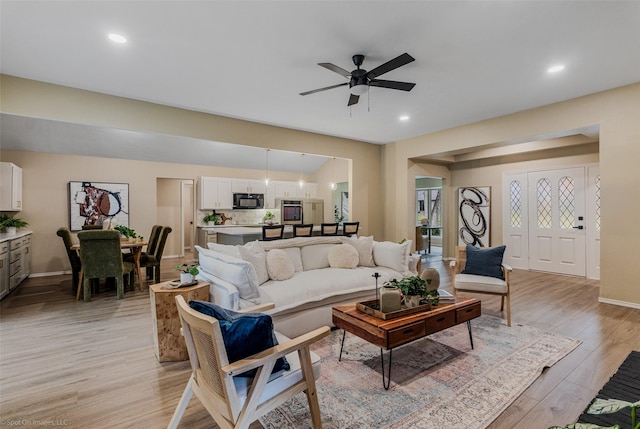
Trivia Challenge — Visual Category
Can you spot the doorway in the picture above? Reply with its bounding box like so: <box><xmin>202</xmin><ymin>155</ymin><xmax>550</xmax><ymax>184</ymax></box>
<box><xmin>416</xmin><ymin>177</ymin><xmax>443</xmax><ymax>258</ymax></box>
<box><xmin>502</xmin><ymin>165</ymin><xmax>599</xmax><ymax>278</ymax></box>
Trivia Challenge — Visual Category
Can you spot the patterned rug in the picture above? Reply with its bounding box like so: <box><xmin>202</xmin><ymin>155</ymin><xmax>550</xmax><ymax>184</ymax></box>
<box><xmin>260</xmin><ymin>315</ymin><xmax>581</xmax><ymax>429</ymax></box>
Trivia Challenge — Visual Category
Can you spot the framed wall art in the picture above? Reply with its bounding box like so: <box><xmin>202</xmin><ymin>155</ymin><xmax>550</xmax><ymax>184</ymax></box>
<box><xmin>458</xmin><ymin>186</ymin><xmax>491</xmax><ymax>247</ymax></box>
<box><xmin>68</xmin><ymin>181</ymin><xmax>129</xmax><ymax>231</ymax></box>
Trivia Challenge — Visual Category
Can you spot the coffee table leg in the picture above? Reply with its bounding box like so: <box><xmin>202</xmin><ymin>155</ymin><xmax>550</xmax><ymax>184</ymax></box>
<box><xmin>380</xmin><ymin>348</ymin><xmax>393</xmax><ymax>390</ymax></box>
<box><xmin>467</xmin><ymin>320</ymin><xmax>474</xmax><ymax>350</ymax></box>
<box><xmin>338</xmin><ymin>330</ymin><xmax>347</xmax><ymax>361</ymax></box>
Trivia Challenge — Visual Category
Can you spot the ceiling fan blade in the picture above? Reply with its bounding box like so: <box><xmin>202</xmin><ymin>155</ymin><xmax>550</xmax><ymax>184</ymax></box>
<box><xmin>347</xmin><ymin>94</ymin><xmax>359</xmax><ymax>106</ymax></box>
<box><xmin>369</xmin><ymin>79</ymin><xmax>416</xmax><ymax>91</ymax></box>
<box><xmin>300</xmin><ymin>82</ymin><xmax>348</xmax><ymax>96</ymax></box>
<box><xmin>318</xmin><ymin>63</ymin><xmax>351</xmax><ymax>78</ymax></box>
<box><xmin>365</xmin><ymin>53</ymin><xmax>415</xmax><ymax>79</ymax></box>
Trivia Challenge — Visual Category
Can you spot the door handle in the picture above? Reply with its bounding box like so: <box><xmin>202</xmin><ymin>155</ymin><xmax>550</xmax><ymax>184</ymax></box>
<box><xmin>573</xmin><ymin>226</ymin><xmax>584</xmax><ymax>230</ymax></box>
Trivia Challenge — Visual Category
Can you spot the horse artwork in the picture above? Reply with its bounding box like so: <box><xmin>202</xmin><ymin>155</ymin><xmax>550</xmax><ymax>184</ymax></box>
<box><xmin>69</xmin><ymin>181</ymin><xmax>129</xmax><ymax>231</ymax></box>
<box><xmin>458</xmin><ymin>186</ymin><xmax>491</xmax><ymax>247</ymax></box>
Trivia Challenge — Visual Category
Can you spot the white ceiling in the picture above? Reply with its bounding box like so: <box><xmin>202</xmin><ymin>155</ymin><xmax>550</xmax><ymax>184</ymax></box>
<box><xmin>1</xmin><ymin>1</ymin><xmax>639</xmax><ymax>169</ymax></box>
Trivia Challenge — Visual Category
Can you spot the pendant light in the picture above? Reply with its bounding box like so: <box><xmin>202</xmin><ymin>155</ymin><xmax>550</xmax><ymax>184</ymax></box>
<box><xmin>299</xmin><ymin>153</ymin><xmax>305</xmax><ymax>189</ymax></box>
<box><xmin>329</xmin><ymin>157</ymin><xmax>336</xmax><ymax>190</ymax></box>
<box><xmin>264</xmin><ymin>149</ymin><xmax>270</xmax><ymax>186</ymax></box>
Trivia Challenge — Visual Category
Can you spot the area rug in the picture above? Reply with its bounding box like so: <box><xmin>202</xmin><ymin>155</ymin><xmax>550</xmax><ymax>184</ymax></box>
<box><xmin>576</xmin><ymin>350</ymin><xmax>640</xmax><ymax>428</ymax></box>
<box><xmin>260</xmin><ymin>315</ymin><xmax>581</xmax><ymax>429</ymax></box>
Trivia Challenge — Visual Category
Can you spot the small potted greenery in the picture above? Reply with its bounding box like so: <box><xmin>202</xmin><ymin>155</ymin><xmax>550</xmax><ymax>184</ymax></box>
<box><xmin>384</xmin><ymin>276</ymin><xmax>440</xmax><ymax>308</ymax></box>
<box><xmin>175</xmin><ymin>262</ymin><xmax>199</xmax><ymax>284</ymax></box>
<box><xmin>262</xmin><ymin>211</ymin><xmax>276</xmax><ymax>225</ymax></box>
<box><xmin>114</xmin><ymin>225</ymin><xmax>137</xmax><ymax>240</ymax></box>
<box><xmin>203</xmin><ymin>213</ymin><xmax>221</xmax><ymax>225</ymax></box>
<box><xmin>0</xmin><ymin>215</ymin><xmax>29</xmax><ymax>234</ymax></box>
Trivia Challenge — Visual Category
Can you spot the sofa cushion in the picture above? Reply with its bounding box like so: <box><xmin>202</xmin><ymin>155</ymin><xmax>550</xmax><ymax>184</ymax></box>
<box><xmin>462</xmin><ymin>244</ymin><xmax>506</xmax><ymax>280</ymax></box>
<box><xmin>372</xmin><ymin>240</ymin><xmax>412</xmax><ymax>275</ymax></box>
<box><xmin>328</xmin><ymin>244</ymin><xmax>359</xmax><ymax>269</ymax></box>
<box><xmin>341</xmin><ymin>235</ymin><xmax>375</xmax><ymax>267</ymax></box>
<box><xmin>266</xmin><ymin>249</ymin><xmax>296</xmax><ymax>281</ymax></box>
<box><xmin>301</xmin><ymin>244</ymin><xmax>336</xmax><ymax>270</ymax></box>
<box><xmin>207</xmin><ymin>242</ymin><xmax>241</xmax><ymax>258</ymax></box>
<box><xmin>197</xmin><ymin>246</ymin><xmax>260</xmax><ymax>300</ymax></box>
<box><xmin>188</xmin><ymin>300</ymin><xmax>289</xmax><ymax>377</ymax></box>
<box><xmin>281</xmin><ymin>247</ymin><xmax>303</xmax><ymax>272</ymax></box>
<box><xmin>239</xmin><ymin>244</ymin><xmax>269</xmax><ymax>285</ymax></box>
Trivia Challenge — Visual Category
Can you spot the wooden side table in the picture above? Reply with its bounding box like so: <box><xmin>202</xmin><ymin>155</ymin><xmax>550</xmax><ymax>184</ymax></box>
<box><xmin>149</xmin><ymin>280</ymin><xmax>210</xmax><ymax>362</ymax></box>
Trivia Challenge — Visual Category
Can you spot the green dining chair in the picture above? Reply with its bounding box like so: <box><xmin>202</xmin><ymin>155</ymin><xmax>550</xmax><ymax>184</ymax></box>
<box><xmin>125</xmin><ymin>226</ymin><xmax>172</xmax><ymax>284</ymax></box>
<box><xmin>78</xmin><ymin>230</ymin><xmax>135</xmax><ymax>302</ymax></box>
<box><xmin>56</xmin><ymin>227</ymin><xmax>83</xmax><ymax>294</ymax></box>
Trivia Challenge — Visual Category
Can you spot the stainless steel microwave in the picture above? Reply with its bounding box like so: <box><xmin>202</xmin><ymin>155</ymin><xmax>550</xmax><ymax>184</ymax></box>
<box><xmin>233</xmin><ymin>193</ymin><xmax>264</xmax><ymax>209</ymax></box>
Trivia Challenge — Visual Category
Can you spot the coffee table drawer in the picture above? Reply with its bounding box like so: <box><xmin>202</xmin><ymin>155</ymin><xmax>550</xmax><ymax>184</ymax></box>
<box><xmin>456</xmin><ymin>303</ymin><xmax>481</xmax><ymax>323</ymax></box>
<box><xmin>388</xmin><ymin>320</ymin><xmax>426</xmax><ymax>348</ymax></box>
<box><xmin>424</xmin><ymin>311</ymin><xmax>455</xmax><ymax>335</ymax></box>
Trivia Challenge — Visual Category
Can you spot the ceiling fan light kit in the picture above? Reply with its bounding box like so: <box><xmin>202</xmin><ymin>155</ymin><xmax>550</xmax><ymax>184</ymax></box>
<box><xmin>301</xmin><ymin>53</ymin><xmax>416</xmax><ymax>107</ymax></box>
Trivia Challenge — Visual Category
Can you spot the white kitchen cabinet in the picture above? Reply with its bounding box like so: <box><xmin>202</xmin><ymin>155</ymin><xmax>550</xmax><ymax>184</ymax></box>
<box><xmin>274</xmin><ymin>181</ymin><xmax>299</xmax><ymax>198</ymax></box>
<box><xmin>264</xmin><ymin>181</ymin><xmax>276</xmax><ymax>209</ymax></box>
<box><xmin>21</xmin><ymin>235</ymin><xmax>32</xmax><ymax>279</ymax></box>
<box><xmin>198</xmin><ymin>177</ymin><xmax>232</xmax><ymax>210</ymax></box>
<box><xmin>0</xmin><ymin>162</ymin><xmax>23</xmax><ymax>211</ymax></box>
<box><xmin>231</xmin><ymin>179</ymin><xmax>266</xmax><ymax>195</ymax></box>
<box><xmin>296</xmin><ymin>182</ymin><xmax>318</xmax><ymax>199</ymax></box>
<box><xmin>0</xmin><ymin>241</ymin><xmax>9</xmax><ymax>300</ymax></box>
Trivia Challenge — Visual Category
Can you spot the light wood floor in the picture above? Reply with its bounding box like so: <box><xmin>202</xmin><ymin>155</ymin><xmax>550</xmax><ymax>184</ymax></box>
<box><xmin>1</xmin><ymin>252</ymin><xmax>638</xmax><ymax>429</ymax></box>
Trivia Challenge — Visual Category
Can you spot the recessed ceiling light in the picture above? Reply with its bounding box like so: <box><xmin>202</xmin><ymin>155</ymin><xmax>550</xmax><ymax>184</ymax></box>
<box><xmin>108</xmin><ymin>33</ymin><xmax>127</xmax><ymax>44</ymax></box>
<box><xmin>547</xmin><ymin>65</ymin><xmax>565</xmax><ymax>73</ymax></box>
<box><xmin>399</xmin><ymin>115</ymin><xmax>410</xmax><ymax>121</ymax></box>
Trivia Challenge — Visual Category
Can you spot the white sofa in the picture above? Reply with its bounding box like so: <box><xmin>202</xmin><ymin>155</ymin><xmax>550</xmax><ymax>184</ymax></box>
<box><xmin>195</xmin><ymin>236</ymin><xmax>419</xmax><ymax>337</ymax></box>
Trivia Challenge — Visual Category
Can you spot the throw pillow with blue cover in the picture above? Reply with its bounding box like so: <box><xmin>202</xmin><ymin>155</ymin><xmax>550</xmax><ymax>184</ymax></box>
<box><xmin>462</xmin><ymin>244</ymin><xmax>506</xmax><ymax>280</ymax></box>
<box><xmin>188</xmin><ymin>300</ymin><xmax>290</xmax><ymax>377</ymax></box>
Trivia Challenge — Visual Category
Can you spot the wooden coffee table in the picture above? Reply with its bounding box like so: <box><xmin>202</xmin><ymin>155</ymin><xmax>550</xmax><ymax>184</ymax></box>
<box><xmin>332</xmin><ymin>295</ymin><xmax>481</xmax><ymax>389</ymax></box>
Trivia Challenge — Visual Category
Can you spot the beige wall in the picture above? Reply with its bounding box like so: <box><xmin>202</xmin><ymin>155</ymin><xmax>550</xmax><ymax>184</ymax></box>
<box><xmin>386</xmin><ymin>83</ymin><xmax>640</xmax><ymax>306</ymax></box>
<box><xmin>0</xmin><ymin>75</ymin><xmax>383</xmax><ymax>275</ymax></box>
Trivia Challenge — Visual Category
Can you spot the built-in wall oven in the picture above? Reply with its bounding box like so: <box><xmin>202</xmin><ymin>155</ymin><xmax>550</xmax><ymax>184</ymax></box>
<box><xmin>280</xmin><ymin>199</ymin><xmax>303</xmax><ymax>224</ymax></box>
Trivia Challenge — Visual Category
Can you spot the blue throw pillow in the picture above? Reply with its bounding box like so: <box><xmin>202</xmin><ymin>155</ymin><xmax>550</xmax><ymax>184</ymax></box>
<box><xmin>188</xmin><ymin>300</ymin><xmax>290</xmax><ymax>377</ymax></box>
<box><xmin>461</xmin><ymin>245</ymin><xmax>506</xmax><ymax>280</ymax></box>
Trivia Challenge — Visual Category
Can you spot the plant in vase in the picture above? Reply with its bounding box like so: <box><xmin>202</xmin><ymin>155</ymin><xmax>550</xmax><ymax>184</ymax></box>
<box><xmin>114</xmin><ymin>225</ymin><xmax>136</xmax><ymax>240</ymax></box>
<box><xmin>203</xmin><ymin>213</ymin><xmax>221</xmax><ymax>225</ymax></box>
<box><xmin>0</xmin><ymin>215</ymin><xmax>29</xmax><ymax>234</ymax></box>
<box><xmin>262</xmin><ymin>211</ymin><xmax>276</xmax><ymax>225</ymax></box>
<box><xmin>384</xmin><ymin>276</ymin><xmax>427</xmax><ymax>308</ymax></box>
<box><xmin>175</xmin><ymin>262</ymin><xmax>199</xmax><ymax>284</ymax></box>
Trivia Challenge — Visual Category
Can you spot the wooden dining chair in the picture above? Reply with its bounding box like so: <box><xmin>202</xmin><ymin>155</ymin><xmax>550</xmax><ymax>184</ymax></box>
<box><xmin>293</xmin><ymin>224</ymin><xmax>313</xmax><ymax>237</ymax></box>
<box><xmin>168</xmin><ymin>296</ymin><xmax>330</xmax><ymax>429</ymax></box>
<box><xmin>262</xmin><ymin>224</ymin><xmax>285</xmax><ymax>241</ymax></box>
<box><xmin>77</xmin><ymin>230</ymin><xmax>135</xmax><ymax>301</ymax></box>
<box><xmin>342</xmin><ymin>222</ymin><xmax>359</xmax><ymax>237</ymax></box>
<box><xmin>320</xmin><ymin>223</ymin><xmax>339</xmax><ymax>236</ymax></box>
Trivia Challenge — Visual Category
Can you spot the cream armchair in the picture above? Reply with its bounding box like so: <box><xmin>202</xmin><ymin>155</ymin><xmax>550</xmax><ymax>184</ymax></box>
<box><xmin>450</xmin><ymin>245</ymin><xmax>512</xmax><ymax>326</ymax></box>
<box><xmin>168</xmin><ymin>296</ymin><xmax>330</xmax><ymax>429</ymax></box>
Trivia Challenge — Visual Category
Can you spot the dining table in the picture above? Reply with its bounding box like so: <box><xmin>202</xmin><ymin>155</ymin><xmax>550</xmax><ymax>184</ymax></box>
<box><xmin>71</xmin><ymin>238</ymin><xmax>148</xmax><ymax>299</ymax></box>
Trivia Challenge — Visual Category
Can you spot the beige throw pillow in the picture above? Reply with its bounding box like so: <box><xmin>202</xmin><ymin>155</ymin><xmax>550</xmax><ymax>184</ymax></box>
<box><xmin>266</xmin><ymin>249</ymin><xmax>295</xmax><ymax>281</ymax></box>
<box><xmin>373</xmin><ymin>240</ymin><xmax>412</xmax><ymax>275</ymax></box>
<box><xmin>328</xmin><ymin>244</ymin><xmax>359</xmax><ymax>269</ymax></box>
<box><xmin>341</xmin><ymin>235</ymin><xmax>375</xmax><ymax>267</ymax></box>
<box><xmin>239</xmin><ymin>244</ymin><xmax>269</xmax><ymax>285</ymax></box>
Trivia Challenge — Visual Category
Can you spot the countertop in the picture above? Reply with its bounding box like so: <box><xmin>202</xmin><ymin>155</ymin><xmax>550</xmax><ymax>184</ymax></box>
<box><xmin>0</xmin><ymin>230</ymin><xmax>33</xmax><ymax>243</ymax></box>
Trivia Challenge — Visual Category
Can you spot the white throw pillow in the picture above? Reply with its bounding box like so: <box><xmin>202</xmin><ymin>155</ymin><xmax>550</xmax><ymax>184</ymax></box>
<box><xmin>207</xmin><ymin>242</ymin><xmax>240</xmax><ymax>258</ymax></box>
<box><xmin>197</xmin><ymin>246</ymin><xmax>260</xmax><ymax>299</ymax></box>
<box><xmin>341</xmin><ymin>235</ymin><xmax>375</xmax><ymax>267</ymax></box>
<box><xmin>266</xmin><ymin>249</ymin><xmax>296</xmax><ymax>281</ymax></box>
<box><xmin>281</xmin><ymin>247</ymin><xmax>303</xmax><ymax>272</ymax></box>
<box><xmin>239</xmin><ymin>244</ymin><xmax>269</xmax><ymax>285</ymax></box>
<box><xmin>328</xmin><ymin>244</ymin><xmax>359</xmax><ymax>269</ymax></box>
<box><xmin>372</xmin><ymin>240</ymin><xmax>412</xmax><ymax>275</ymax></box>
<box><xmin>300</xmin><ymin>244</ymin><xmax>336</xmax><ymax>270</ymax></box>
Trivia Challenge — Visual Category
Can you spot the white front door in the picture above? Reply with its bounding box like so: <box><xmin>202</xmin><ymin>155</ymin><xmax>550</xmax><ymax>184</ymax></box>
<box><xmin>502</xmin><ymin>172</ymin><xmax>529</xmax><ymax>270</ymax></box>
<box><xmin>586</xmin><ymin>166</ymin><xmax>601</xmax><ymax>279</ymax></box>
<box><xmin>528</xmin><ymin>167</ymin><xmax>586</xmax><ymax>276</ymax></box>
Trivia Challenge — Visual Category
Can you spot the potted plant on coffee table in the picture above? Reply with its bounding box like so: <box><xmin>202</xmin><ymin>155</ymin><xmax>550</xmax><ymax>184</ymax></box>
<box><xmin>385</xmin><ymin>276</ymin><xmax>427</xmax><ymax>308</ymax></box>
<box><xmin>175</xmin><ymin>262</ymin><xmax>199</xmax><ymax>284</ymax></box>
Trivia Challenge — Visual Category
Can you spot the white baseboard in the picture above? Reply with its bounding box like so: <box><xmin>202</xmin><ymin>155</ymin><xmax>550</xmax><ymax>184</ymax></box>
<box><xmin>598</xmin><ymin>297</ymin><xmax>640</xmax><ymax>310</ymax></box>
<box><xmin>29</xmin><ymin>271</ymin><xmax>68</xmax><ymax>278</ymax></box>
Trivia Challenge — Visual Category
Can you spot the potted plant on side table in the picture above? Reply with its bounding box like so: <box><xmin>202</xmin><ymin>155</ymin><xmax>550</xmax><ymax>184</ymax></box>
<box><xmin>175</xmin><ymin>262</ymin><xmax>199</xmax><ymax>285</ymax></box>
